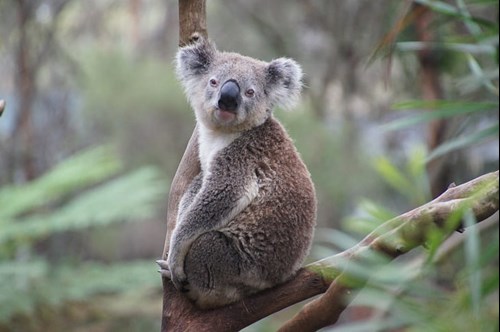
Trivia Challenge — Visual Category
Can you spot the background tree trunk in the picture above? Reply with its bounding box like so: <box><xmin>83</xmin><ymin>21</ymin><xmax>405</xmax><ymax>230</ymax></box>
<box><xmin>9</xmin><ymin>0</ymin><xmax>73</xmax><ymax>183</ymax></box>
<box><xmin>413</xmin><ymin>3</ymin><xmax>452</xmax><ymax>198</ymax></box>
<box><xmin>13</xmin><ymin>0</ymin><xmax>37</xmax><ymax>181</ymax></box>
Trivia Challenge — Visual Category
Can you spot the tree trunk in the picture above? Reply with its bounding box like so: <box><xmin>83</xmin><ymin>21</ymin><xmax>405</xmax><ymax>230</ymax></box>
<box><xmin>13</xmin><ymin>0</ymin><xmax>37</xmax><ymax>182</ymax></box>
<box><xmin>160</xmin><ymin>1</ymin><xmax>206</xmax><ymax>331</ymax></box>
<box><xmin>414</xmin><ymin>4</ymin><xmax>452</xmax><ymax>198</ymax></box>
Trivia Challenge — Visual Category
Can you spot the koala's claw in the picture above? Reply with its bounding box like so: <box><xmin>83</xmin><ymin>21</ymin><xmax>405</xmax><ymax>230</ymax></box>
<box><xmin>156</xmin><ymin>260</ymin><xmax>172</xmax><ymax>278</ymax></box>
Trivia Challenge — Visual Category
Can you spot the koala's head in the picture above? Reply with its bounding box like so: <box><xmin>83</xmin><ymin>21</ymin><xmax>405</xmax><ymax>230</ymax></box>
<box><xmin>176</xmin><ymin>39</ymin><xmax>303</xmax><ymax>132</ymax></box>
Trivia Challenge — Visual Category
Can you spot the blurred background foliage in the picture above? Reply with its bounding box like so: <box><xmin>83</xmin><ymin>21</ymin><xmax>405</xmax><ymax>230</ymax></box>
<box><xmin>0</xmin><ymin>0</ymin><xmax>498</xmax><ymax>331</ymax></box>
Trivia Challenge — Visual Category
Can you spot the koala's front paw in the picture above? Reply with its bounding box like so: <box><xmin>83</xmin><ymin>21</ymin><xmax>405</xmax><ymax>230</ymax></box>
<box><xmin>170</xmin><ymin>265</ymin><xmax>190</xmax><ymax>293</ymax></box>
<box><xmin>159</xmin><ymin>258</ymin><xmax>189</xmax><ymax>293</ymax></box>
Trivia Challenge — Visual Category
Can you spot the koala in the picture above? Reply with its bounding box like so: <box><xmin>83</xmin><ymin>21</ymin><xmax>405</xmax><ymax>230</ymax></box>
<box><xmin>157</xmin><ymin>39</ymin><xmax>316</xmax><ymax>309</ymax></box>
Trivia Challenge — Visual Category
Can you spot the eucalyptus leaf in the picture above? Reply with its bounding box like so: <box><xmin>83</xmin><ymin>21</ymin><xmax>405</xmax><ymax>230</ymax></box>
<box><xmin>426</xmin><ymin>124</ymin><xmax>499</xmax><ymax>161</ymax></box>
<box><xmin>383</xmin><ymin>101</ymin><xmax>497</xmax><ymax>131</ymax></box>
<box><xmin>0</xmin><ymin>167</ymin><xmax>166</xmax><ymax>245</ymax></box>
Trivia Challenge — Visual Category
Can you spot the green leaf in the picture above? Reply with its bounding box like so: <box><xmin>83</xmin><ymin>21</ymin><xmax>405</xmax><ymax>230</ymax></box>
<box><xmin>427</xmin><ymin>124</ymin><xmax>499</xmax><ymax>161</ymax></box>
<box><xmin>406</xmin><ymin>146</ymin><xmax>431</xmax><ymax>204</ymax></box>
<box><xmin>467</xmin><ymin>0</ymin><xmax>500</xmax><ymax>5</ymax></box>
<box><xmin>481</xmin><ymin>273</ymin><xmax>499</xmax><ymax>298</ymax></box>
<box><xmin>0</xmin><ymin>259</ymin><xmax>160</xmax><ymax>322</ymax></box>
<box><xmin>383</xmin><ymin>100</ymin><xmax>497</xmax><ymax>131</ymax></box>
<box><xmin>0</xmin><ymin>260</ymin><xmax>49</xmax><ymax>320</ymax></box>
<box><xmin>0</xmin><ymin>146</ymin><xmax>121</xmax><ymax>219</ymax></box>
<box><xmin>313</xmin><ymin>228</ymin><xmax>360</xmax><ymax>251</ymax></box>
<box><xmin>374</xmin><ymin>157</ymin><xmax>415</xmax><ymax>195</ymax></box>
<box><xmin>344</xmin><ymin>199</ymin><xmax>397</xmax><ymax>234</ymax></box>
<box><xmin>415</xmin><ymin>0</ymin><xmax>463</xmax><ymax>16</ymax></box>
<box><xmin>396</xmin><ymin>42</ymin><xmax>497</xmax><ymax>55</ymax></box>
<box><xmin>465</xmin><ymin>53</ymin><xmax>499</xmax><ymax>95</ymax></box>
<box><xmin>0</xmin><ymin>167</ymin><xmax>167</xmax><ymax>245</ymax></box>
<box><xmin>463</xmin><ymin>210</ymin><xmax>481</xmax><ymax>317</ymax></box>
<box><xmin>414</xmin><ymin>0</ymin><xmax>499</xmax><ymax>29</ymax></box>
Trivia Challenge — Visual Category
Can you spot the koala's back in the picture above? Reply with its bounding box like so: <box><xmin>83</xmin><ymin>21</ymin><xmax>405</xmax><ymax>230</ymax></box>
<box><xmin>206</xmin><ymin>116</ymin><xmax>316</xmax><ymax>286</ymax></box>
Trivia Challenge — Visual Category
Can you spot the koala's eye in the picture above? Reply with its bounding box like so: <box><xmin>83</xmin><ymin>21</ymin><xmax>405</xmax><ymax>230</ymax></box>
<box><xmin>245</xmin><ymin>88</ymin><xmax>255</xmax><ymax>97</ymax></box>
<box><xmin>209</xmin><ymin>78</ymin><xmax>218</xmax><ymax>87</ymax></box>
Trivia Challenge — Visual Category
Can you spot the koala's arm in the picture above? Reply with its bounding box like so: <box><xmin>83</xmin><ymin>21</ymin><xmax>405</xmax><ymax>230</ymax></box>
<box><xmin>176</xmin><ymin>173</ymin><xmax>203</xmax><ymax>222</ymax></box>
<box><xmin>167</xmin><ymin>169</ymin><xmax>258</xmax><ymax>285</ymax></box>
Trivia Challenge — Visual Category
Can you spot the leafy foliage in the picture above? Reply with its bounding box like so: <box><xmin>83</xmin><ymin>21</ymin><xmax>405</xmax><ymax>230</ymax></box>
<box><xmin>384</xmin><ymin>0</ymin><xmax>499</xmax><ymax>160</ymax></box>
<box><xmin>276</xmin><ymin>107</ymin><xmax>381</xmax><ymax>228</ymax></box>
<box><xmin>79</xmin><ymin>50</ymin><xmax>195</xmax><ymax>173</ymax></box>
<box><xmin>337</xmin><ymin>1</ymin><xmax>500</xmax><ymax>326</ymax></box>
<box><xmin>343</xmin><ymin>147</ymin><xmax>430</xmax><ymax>235</ymax></box>
<box><xmin>338</xmin><ymin>160</ymin><xmax>499</xmax><ymax>332</ymax></box>
<box><xmin>0</xmin><ymin>146</ymin><xmax>121</xmax><ymax>220</ymax></box>
<box><xmin>0</xmin><ymin>146</ymin><xmax>166</xmax><ymax>327</ymax></box>
<box><xmin>0</xmin><ymin>260</ymin><xmax>159</xmax><ymax>323</ymax></box>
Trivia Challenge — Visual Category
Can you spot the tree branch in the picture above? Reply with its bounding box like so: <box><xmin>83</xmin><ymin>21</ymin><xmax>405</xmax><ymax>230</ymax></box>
<box><xmin>160</xmin><ymin>171</ymin><xmax>498</xmax><ymax>331</ymax></box>
<box><xmin>162</xmin><ymin>125</ymin><xmax>200</xmax><ymax>259</ymax></box>
<box><xmin>278</xmin><ymin>170</ymin><xmax>499</xmax><ymax>332</ymax></box>
<box><xmin>178</xmin><ymin>0</ymin><xmax>208</xmax><ymax>47</ymax></box>
<box><xmin>160</xmin><ymin>1</ymin><xmax>205</xmax><ymax>331</ymax></box>
<box><xmin>162</xmin><ymin>0</ymin><xmax>207</xmax><ymax>260</ymax></box>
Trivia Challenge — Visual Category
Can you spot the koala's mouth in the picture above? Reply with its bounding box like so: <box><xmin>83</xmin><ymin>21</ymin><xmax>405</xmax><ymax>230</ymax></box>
<box><xmin>214</xmin><ymin>108</ymin><xmax>237</xmax><ymax>123</ymax></box>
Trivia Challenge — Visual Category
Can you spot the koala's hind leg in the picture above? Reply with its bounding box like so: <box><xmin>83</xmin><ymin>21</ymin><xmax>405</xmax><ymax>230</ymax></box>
<box><xmin>184</xmin><ymin>231</ymin><xmax>250</xmax><ymax>309</ymax></box>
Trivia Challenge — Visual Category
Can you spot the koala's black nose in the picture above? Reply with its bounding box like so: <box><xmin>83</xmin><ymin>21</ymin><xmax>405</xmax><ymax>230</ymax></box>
<box><xmin>218</xmin><ymin>80</ymin><xmax>241</xmax><ymax>112</ymax></box>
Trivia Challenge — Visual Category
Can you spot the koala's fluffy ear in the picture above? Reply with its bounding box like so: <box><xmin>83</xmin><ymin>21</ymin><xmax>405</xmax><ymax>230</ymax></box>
<box><xmin>176</xmin><ymin>38</ymin><xmax>216</xmax><ymax>83</ymax></box>
<box><xmin>265</xmin><ymin>58</ymin><xmax>303</xmax><ymax>110</ymax></box>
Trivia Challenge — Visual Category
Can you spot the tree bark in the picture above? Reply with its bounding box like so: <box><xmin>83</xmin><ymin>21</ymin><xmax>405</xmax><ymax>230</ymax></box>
<box><xmin>10</xmin><ymin>0</ymin><xmax>73</xmax><ymax>182</ymax></box>
<box><xmin>162</xmin><ymin>0</ymin><xmax>208</xmax><ymax>258</ymax></box>
<box><xmin>413</xmin><ymin>4</ymin><xmax>452</xmax><ymax>198</ymax></box>
<box><xmin>178</xmin><ymin>0</ymin><xmax>208</xmax><ymax>47</ymax></box>
<box><xmin>13</xmin><ymin>0</ymin><xmax>37</xmax><ymax>182</ymax></box>
<box><xmin>160</xmin><ymin>1</ymin><xmax>206</xmax><ymax>331</ymax></box>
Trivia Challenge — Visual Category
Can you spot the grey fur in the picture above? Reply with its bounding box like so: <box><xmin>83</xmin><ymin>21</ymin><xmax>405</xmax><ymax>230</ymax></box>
<box><xmin>160</xmin><ymin>39</ymin><xmax>316</xmax><ymax>309</ymax></box>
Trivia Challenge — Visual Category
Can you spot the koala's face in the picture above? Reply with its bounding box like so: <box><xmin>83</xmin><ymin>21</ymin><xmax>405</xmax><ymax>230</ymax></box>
<box><xmin>176</xmin><ymin>40</ymin><xmax>303</xmax><ymax>132</ymax></box>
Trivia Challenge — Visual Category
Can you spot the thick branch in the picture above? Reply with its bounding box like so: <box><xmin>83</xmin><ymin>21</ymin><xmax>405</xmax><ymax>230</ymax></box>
<box><xmin>178</xmin><ymin>0</ymin><xmax>208</xmax><ymax>46</ymax></box>
<box><xmin>161</xmin><ymin>1</ymin><xmax>205</xmax><ymax>331</ymax></box>
<box><xmin>163</xmin><ymin>0</ymin><xmax>206</xmax><ymax>261</ymax></box>
<box><xmin>278</xmin><ymin>170</ymin><xmax>499</xmax><ymax>332</ymax></box>
<box><xmin>162</xmin><ymin>126</ymin><xmax>200</xmax><ymax>259</ymax></box>
<box><xmin>161</xmin><ymin>268</ymin><xmax>328</xmax><ymax>332</ymax></box>
<box><xmin>279</xmin><ymin>276</ymin><xmax>355</xmax><ymax>332</ymax></box>
<box><xmin>413</xmin><ymin>3</ymin><xmax>451</xmax><ymax>198</ymax></box>
<box><xmin>161</xmin><ymin>171</ymin><xmax>498</xmax><ymax>331</ymax></box>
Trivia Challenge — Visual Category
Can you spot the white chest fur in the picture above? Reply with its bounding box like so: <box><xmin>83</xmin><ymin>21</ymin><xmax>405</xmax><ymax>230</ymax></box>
<box><xmin>197</xmin><ymin>126</ymin><xmax>240</xmax><ymax>173</ymax></box>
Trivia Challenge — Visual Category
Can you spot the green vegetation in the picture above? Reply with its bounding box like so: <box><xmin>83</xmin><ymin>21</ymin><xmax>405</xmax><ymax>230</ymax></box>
<box><xmin>0</xmin><ymin>146</ymin><xmax>166</xmax><ymax>331</ymax></box>
<box><xmin>330</xmin><ymin>1</ymin><xmax>499</xmax><ymax>330</ymax></box>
